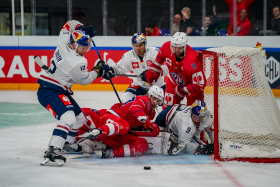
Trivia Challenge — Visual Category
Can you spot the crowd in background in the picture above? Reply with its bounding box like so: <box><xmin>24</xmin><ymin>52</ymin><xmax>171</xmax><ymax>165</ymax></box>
<box><xmin>0</xmin><ymin>0</ymin><xmax>279</xmax><ymax>36</ymax></box>
<box><xmin>145</xmin><ymin>0</ymin><xmax>280</xmax><ymax>36</ymax></box>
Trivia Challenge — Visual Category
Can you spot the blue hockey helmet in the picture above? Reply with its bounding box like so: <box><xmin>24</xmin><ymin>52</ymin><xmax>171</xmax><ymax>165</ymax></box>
<box><xmin>191</xmin><ymin>100</ymin><xmax>207</xmax><ymax>117</ymax></box>
<box><xmin>70</xmin><ymin>30</ymin><xmax>91</xmax><ymax>50</ymax></box>
<box><xmin>131</xmin><ymin>33</ymin><xmax>147</xmax><ymax>46</ymax></box>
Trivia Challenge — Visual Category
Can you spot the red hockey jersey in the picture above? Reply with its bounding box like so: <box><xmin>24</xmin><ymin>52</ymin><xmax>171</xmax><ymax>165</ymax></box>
<box><xmin>109</xmin><ymin>95</ymin><xmax>156</xmax><ymax>129</ymax></box>
<box><xmin>155</xmin><ymin>41</ymin><xmax>206</xmax><ymax>94</ymax></box>
<box><xmin>76</xmin><ymin>108</ymin><xmax>107</xmax><ymax>140</ymax></box>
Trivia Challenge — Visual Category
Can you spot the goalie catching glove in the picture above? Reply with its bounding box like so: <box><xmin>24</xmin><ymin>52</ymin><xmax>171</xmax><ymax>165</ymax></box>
<box><xmin>195</xmin><ymin>143</ymin><xmax>214</xmax><ymax>155</ymax></box>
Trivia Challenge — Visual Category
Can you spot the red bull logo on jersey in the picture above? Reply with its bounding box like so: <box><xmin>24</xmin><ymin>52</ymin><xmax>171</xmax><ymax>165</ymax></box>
<box><xmin>170</xmin><ymin>72</ymin><xmax>185</xmax><ymax>85</ymax></box>
<box><xmin>62</xmin><ymin>21</ymin><xmax>70</xmax><ymax>31</ymax></box>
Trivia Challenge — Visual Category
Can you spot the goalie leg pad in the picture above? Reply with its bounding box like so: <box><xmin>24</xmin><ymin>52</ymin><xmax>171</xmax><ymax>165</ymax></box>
<box><xmin>168</xmin><ymin>143</ymin><xmax>187</xmax><ymax>156</ymax></box>
<box><xmin>79</xmin><ymin>139</ymin><xmax>107</xmax><ymax>153</ymax></box>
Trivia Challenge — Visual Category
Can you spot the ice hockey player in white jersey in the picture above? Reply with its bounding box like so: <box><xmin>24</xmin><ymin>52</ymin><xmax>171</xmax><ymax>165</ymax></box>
<box><xmin>37</xmin><ymin>20</ymin><xmax>113</xmax><ymax>167</ymax></box>
<box><xmin>155</xmin><ymin>100</ymin><xmax>214</xmax><ymax>156</ymax></box>
<box><xmin>102</xmin><ymin>33</ymin><xmax>168</xmax><ymax>103</ymax></box>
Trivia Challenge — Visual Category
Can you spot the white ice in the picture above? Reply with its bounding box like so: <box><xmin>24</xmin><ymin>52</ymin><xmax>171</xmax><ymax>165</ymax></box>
<box><xmin>1</xmin><ymin>90</ymin><xmax>280</xmax><ymax>187</ymax></box>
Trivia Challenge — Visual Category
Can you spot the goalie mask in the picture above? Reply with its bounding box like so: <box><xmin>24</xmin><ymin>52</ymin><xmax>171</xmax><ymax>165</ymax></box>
<box><xmin>147</xmin><ymin>85</ymin><xmax>164</xmax><ymax>105</ymax></box>
<box><xmin>170</xmin><ymin>32</ymin><xmax>188</xmax><ymax>56</ymax></box>
<box><xmin>191</xmin><ymin>100</ymin><xmax>207</xmax><ymax>117</ymax></box>
<box><xmin>131</xmin><ymin>33</ymin><xmax>147</xmax><ymax>47</ymax></box>
<box><xmin>70</xmin><ymin>30</ymin><xmax>91</xmax><ymax>52</ymax></box>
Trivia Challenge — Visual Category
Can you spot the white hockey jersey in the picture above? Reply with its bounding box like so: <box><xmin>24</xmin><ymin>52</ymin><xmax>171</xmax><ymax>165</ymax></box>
<box><xmin>166</xmin><ymin>104</ymin><xmax>214</xmax><ymax>145</ymax></box>
<box><xmin>37</xmin><ymin>20</ymin><xmax>98</xmax><ymax>94</ymax></box>
<box><xmin>113</xmin><ymin>47</ymin><xmax>169</xmax><ymax>89</ymax></box>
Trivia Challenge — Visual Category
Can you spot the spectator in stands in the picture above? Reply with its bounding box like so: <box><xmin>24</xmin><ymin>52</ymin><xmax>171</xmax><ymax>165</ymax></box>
<box><xmin>145</xmin><ymin>22</ymin><xmax>161</xmax><ymax>36</ymax></box>
<box><xmin>200</xmin><ymin>5</ymin><xmax>218</xmax><ymax>36</ymax></box>
<box><xmin>269</xmin><ymin>6</ymin><xmax>280</xmax><ymax>35</ymax></box>
<box><xmin>228</xmin><ymin>9</ymin><xmax>251</xmax><ymax>36</ymax></box>
<box><xmin>224</xmin><ymin>0</ymin><xmax>255</xmax><ymax>24</ymax></box>
<box><xmin>179</xmin><ymin>7</ymin><xmax>196</xmax><ymax>36</ymax></box>
<box><xmin>170</xmin><ymin>14</ymin><xmax>181</xmax><ymax>35</ymax></box>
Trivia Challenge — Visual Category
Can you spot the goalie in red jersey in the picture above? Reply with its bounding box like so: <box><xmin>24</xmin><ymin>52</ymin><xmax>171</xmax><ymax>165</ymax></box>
<box><xmin>79</xmin><ymin>85</ymin><xmax>164</xmax><ymax>159</ymax></box>
<box><xmin>142</xmin><ymin>32</ymin><xmax>206</xmax><ymax>108</ymax></box>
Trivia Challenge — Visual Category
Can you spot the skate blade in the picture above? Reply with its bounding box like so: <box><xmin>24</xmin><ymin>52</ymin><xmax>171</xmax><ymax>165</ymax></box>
<box><xmin>40</xmin><ymin>158</ymin><xmax>65</xmax><ymax>167</ymax></box>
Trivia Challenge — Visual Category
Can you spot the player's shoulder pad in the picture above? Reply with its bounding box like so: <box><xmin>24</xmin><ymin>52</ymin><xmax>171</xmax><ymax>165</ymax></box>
<box><xmin>69</xmin><ymin>55</ymin><xmax>87</xmax><ymax>67</ymax></box>
<box><xmin>123</xmin><ymin>50</ymin><xmax>138</xmax><ymax>59</ymax></box>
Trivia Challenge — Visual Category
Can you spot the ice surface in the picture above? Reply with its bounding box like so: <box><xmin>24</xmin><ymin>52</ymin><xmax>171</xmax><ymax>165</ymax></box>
<box><xmin>1</xmin><ymin>90</ymin><xmax>280</xmax><ymax>187</ymax></box>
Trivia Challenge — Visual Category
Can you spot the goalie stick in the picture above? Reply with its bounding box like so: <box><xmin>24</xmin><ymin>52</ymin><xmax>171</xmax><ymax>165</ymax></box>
<box><xmin>193</xmin><ymin>136</ymin><xmax>206</xmax><ymax>145</ymax></box>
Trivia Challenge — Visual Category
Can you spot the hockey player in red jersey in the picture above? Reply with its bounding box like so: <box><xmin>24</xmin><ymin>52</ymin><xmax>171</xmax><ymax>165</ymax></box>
<box><xmin>142</xmin><ymin>32</ymin><xmax>206</xmax><ymax>108</ymax></box>
<box><xmin>79</xmin><ymin>85</ymin><xmax>164</xmax><ymax>158</ymax></box>
<box><xmin>76</xmin><ymin>108</ymin><xmax>107</xmax><ymax>140</ymax></box>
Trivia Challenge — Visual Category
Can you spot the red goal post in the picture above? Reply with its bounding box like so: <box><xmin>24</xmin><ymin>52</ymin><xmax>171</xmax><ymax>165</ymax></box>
<box><xmin>199</xmin><ymin>47</ymin><xmax>280</xmax><ymax>163</ymax></box>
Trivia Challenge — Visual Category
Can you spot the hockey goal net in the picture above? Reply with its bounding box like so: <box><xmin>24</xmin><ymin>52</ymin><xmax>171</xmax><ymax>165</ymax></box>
<box><xmin>199</xmin><ymin>46</ymin><xmax>280</xmax><ymax>163</ymax></box>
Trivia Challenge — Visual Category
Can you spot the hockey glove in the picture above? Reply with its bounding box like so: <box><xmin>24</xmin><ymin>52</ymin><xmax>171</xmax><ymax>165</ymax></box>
<box><xmin>144</xmin><ymin>119</ymin><xmax>160</xmax><ymax>137</ymax></box>
<box><xmin>175</xmin><ymin>85</ymin><xmax>190</xmax><ymax>98</ymax></box>
<box><xmin>142</xmin><ymin>63</ymin><xmax>162</xmax><ymax>85</ymax></box>
<box><xmin>102</xmin><ymin>67</ymin><xmax>116</xmax><ymax>80</ymax></box>
<box><xmin>91</xmin><ymin>60</ymin><xmax>114</xmax><ymax>78</ymax></box>
<box><xmin>196</xmin><ymin>143</ymin><xmax>214</xmax><ymax>155</ymax></box>
<box><xmin>82</xmin><ymin>25</ymin><xmax>96</xmax><ymax>37</ymax></box>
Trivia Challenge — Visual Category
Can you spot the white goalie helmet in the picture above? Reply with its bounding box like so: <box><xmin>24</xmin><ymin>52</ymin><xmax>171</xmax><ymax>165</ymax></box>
<box><xmin>147</xmin><ymin>85</ymin><xmax>164</xmax><ymax>104</ymax></box>
<box><xmin>170</xmin><ymin>32</ymin><xmax>188</xmax><ymax>55</ymax></box>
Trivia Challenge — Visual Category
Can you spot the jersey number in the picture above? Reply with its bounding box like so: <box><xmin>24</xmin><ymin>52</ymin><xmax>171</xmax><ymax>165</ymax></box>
<box><xmin>49</xmin><ymin>60</ymin><xmax>57</xmax><ymax>74</ymax></box>
<box><xmin>186</xmin><ymin>127</ymin><xmax>191</xmax><ymax>133</ymax></box>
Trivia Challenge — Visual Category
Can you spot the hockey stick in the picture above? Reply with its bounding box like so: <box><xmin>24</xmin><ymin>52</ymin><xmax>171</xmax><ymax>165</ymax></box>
<box><xmin>114</xmin><ymin>74</ymin><xmax>141</xmax><ymax>78</ymax></box>
<box><xmin>164</xmin><ymin>104</ymin><xmax>182</xmax><ymax>132</ymax></box>
<box><xmin>34</xmin><ymin>55</ymin><xmax>49</xmax><ymax>71</ymax></box>
<box><xmin>91</xmin><ymin>40</ymin><xmax>122</xmax><ymax>103</ymax></box>
<box><xmin>65</xmin><ymin>153</ymin><xmax>93</xmax><ymax>159</ymax></box>
<box><xmin>130</xmin><ymin>131</ymin><xmax>157</xmax><ymax>137</ymax></box>
<box><xmin>34</xmin><ymin>56</ymin><xmax>139</xmax><ymax>77</ymax></box>
<box><xmin>193</xmin><ymin>136</ymin><xmax>206</xmax><ymax>145</ymax></box>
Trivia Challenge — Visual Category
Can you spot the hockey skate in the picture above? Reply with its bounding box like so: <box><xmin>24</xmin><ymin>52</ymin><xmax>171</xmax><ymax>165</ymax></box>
<box><xmin>78</xmin><ymin>128</ymin><xmax>102</xmax><ymax>140</ymax></box>
<box><xmin>40</xmin><ymin>146</ymin><xmax>66</xmax><ymax>167</ymax></box>
<box><xmin>62</xmin><ymin>141</ymin><xmax>82</xmax><ymax>154</ymax></box>
<box><xmin>101</xmin><ymin>148</ymin><xmax>114</xmax><ymax>159</ymax></box>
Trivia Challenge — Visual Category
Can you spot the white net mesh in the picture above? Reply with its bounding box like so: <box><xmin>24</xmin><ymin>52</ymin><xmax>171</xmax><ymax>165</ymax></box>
<box><xmin>202</xmin><ymin>46</ymin><xmax>280</xmax><ymax>159</ymax></box>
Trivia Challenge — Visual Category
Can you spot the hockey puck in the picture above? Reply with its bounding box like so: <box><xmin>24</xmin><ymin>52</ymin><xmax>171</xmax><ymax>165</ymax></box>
<box><xmin>144</xmin><ymin>166</ymin><xmax>151</xmax><ymax>170</ymax></box>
